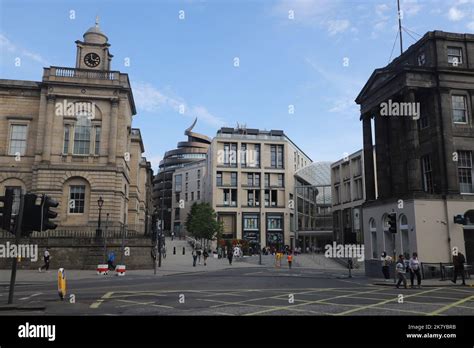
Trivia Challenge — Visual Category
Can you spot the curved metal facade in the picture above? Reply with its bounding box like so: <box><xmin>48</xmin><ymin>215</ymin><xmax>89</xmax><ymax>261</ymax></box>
<box><xmin>152</xmin><ymin>119</ymin><xmax>211</xmax><ymax>231</ymax></box>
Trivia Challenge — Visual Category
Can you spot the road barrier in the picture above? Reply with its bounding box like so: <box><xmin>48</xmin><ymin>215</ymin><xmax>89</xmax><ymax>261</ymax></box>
<box><xmin>116</xmin><ymin>265</ymin><xmax>126</xmax><ymax>276</ymax></box>
<box><xmin>97</xmin><ymin>264</ymin><xmax>108</xmax><ymax>275</ymax></box>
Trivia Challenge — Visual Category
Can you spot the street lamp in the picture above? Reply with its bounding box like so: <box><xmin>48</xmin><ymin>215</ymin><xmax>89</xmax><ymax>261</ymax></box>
<box><xmin>96</xmin><ymin>196</ymin><xmax>104</xmax><ymax>237</ymax></box>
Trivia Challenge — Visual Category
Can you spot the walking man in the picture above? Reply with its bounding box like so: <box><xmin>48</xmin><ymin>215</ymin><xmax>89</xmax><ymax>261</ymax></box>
<box><xmin>409</xmin><ymin>252</ymin><xmax>422</xmax><ymax>288</ymax></box>
<box><xmin>203</xmin><ymin>249</ymin><xmax>209</xmax><ymax>266</ymax></box>
<box><xmin>227</xmin><ymin>248</ymin><xmax>233</xmax><ymax>265</ymax></box>
<box><xmin>381</xmin><ymin>251</ymin><xmax>392</xmax><ymax>282</ymax></box>
<box><xmin>452</xmin><ymin>251</ymin><xmax>466</xmax><ymax>286</ymax></box>
<box><xmin>395</xmin><ymin>255</ymin><xmax>407</xmax><ymax>289</ymax></box>
<box><xmin>38</xmin><ymin>248</ymin><xmax>50</xmax><ymax>272</ymax></box>
<box><xmin>107</xmin><ymin>251</ymin><xmax>116</xmax><ymax>271</ymax></box>
<box><xmin>192</xmin><ymin>249</ymin><xmax>198</xmax><ymax>267</ymax></box>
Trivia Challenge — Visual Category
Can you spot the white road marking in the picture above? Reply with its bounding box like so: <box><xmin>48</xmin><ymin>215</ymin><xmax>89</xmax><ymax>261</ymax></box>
<box><xmin>20</xmin><ymin>293</ymin><xmax>42</xmax><ymax>301</ymax></box>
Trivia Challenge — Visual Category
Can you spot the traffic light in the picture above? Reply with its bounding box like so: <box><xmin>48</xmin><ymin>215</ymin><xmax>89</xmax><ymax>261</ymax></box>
<box><xmin>388</xmin><ymin>212</ymin><xmax>397</xmax><ymax>233</ymax></box>
<box><xmin>21</xmin><ymin>193</ymin><xmax>40</xmax><ymax>236</ymax></box>
<box><xmin>0</xmin><ymin>188</ymin><xmax>14</xmax><ymax>232</ymax></box>
<box><xmin>21</xmin><ymin>194</ymin><xmax>58</xmax><ymax>236</ymax></box>
<box><xmin>41</xmin><ymin>195</ymin><xmax>58</xmax><ymax>231</ymax></box>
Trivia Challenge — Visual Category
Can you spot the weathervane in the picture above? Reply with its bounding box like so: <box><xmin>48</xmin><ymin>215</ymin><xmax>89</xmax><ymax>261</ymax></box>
<box><xmin>95</xmin><ymin>15</ymin><xmax>99</xmax><ymax>27</ymax></box>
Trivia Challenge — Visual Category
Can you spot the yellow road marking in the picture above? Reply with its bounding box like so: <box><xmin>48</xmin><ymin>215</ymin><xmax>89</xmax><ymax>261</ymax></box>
<box><xmin>428</xmin><ymin>295</ymin><xmax>474</xmax><ymax>316</ymax></box>
<box><xmin>335</xmin><ymin>287</ymin><xmax>441</xmax><ymax>316</ymax></box>
<box><xmin>244</xmin><ymin>288</ymin><xmax>384</xmax><ymax>316</ymax></box>
<box><xmin>89</xmin><ymin>291</ymin><xmax>114</xmax><ymax>308</ymax></box>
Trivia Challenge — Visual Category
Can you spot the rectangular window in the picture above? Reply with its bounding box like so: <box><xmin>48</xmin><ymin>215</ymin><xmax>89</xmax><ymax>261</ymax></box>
<box><xmin>197</xmin><ymin>180</ymin><xmax>201</xmax><ymax>190</ymax></box>
<box><xmin>247</xmin><ymin>191</ymin><xmax>254</xmax><ymax>206</ymax></box>
<box><xmin>197</xmin><ymin>169</ymin><xmax>201</xmax><ymax>178</ymax></box>
<box><xmin>63</xmin><ymin>125</ymin><xmax>70</xmax><ymax>154</ymax></box>
<box><xmin>265</xmin><ymin>173</ymin><xmax>270</xmax><ymax>187</ymax></box>
<box><xmin>223</xmin><ymin>189</ymin><xmax>230</xmax><ymax>205</ymax></box>
<box><xmin>267</xmin><ymin>215</ymin><xmax>283</xmax><ymax>230</ymax></box>
<box><xmin>216</xmin><ymin>172</ymin><xmax>222</xmax><ymax>186</ymax></box>
<box><xmin>243</xmin><ymin>215</ymin><xmax>259</xmax><ymax>230</ymax></box>
<box><xmin>447</xmin><ymin>47</ymin><xmax>462</xmax><ymax>65</ymax></box>
<box><xmin>185</xmin><ymin>193</ymin><xmax>188</xmax><ymax>202</ymax></box>
<box><xmin>191</xmin><ymin>192</ymin><xmax>194</xmax><ymax>201</ymax></box>
<box><xmin>458</xmin><ymin>151</ymin><xmax>473</xmax><ymax>193</ymax></box>
<box><xmin>277</xmin><ymin>146</ymin><xmax>283</xmax><ymax>168</ymax></box>
<box><xmin>69</xmin><ymin>185</ymin><xmax>85</xmax><ymax>213</ymax></box>
<box><xmin>255</xmin><ymin>144</ymin><xmax>260</xmax><ymax>167</ymax></box>
<box><xmin>94</xmin><ymin>126</ymin><xmax>101</xmax><ymax>155</ymax></box>
<box><xmin>197</xmin><ymin>191</ymin><xmax>200</xmax><ymax>200</ymax></box>
<box><xmin>271</xmin><ymin>146</ymin><xmax>276</xmax><ymax>167</ymax></box>
<box><xmin>175</xmin><ymin>193</ymin><xmax>180</xmax><ymax>203</ymax></box>
<box><xmin>241</xmin><ymin>144</ymin><xmax>247</xmax><ymax>166</ymax></box>
<box><xmin>185</xmin><ymin>182</ymin><xmax>188</xmax><ymax>191</ymax></box>
<box><xmin>277</xmin><ymin>174</ymin><xmax>284</xmax><ymax>187</ymax></box>
<box><xmin>231</xmin><ymin>189</ymin><xmax>237</xmax><ymax>206</ymax></box>
<box><xmin>452</xmin><ymin>95</ymin><xmax>467</xmax><ymax>123</ymax></box>
<box><xmin>264</xmin><ymin>190</ymin><xmax>270</xmax><ymax>207</ymax></box>
<box><xmin>73</xmin><ymin>117</ymin><xmax>91</xmax><ymax>155</ymax></box>
<box><xmin>231</xmin><ymin>172</ymin><xmax>237</xmax><ymax>186</ymax></box>
<box><xmin>9</xmin><ymin>124</ymin><xmax>27</xmax><ymax>156</ymax></box>
<box><xmin>175</xmin><ymin>174</ymin><xmax>182</xmax><ymax>192</ymax></box>
<box><xmin>223</xmin><ymin>144</ymin><xmax>230</xmax><ymax>165</ymax></box>
<box><xmin>255</xmin><ymin>173</ymin><xmax>260</xmax><ymax>187</ymax></box>
<box><xmin>271</xmin><ymin>190</ymin><xmax>277</xmax><ymax>206</ymax></box>
<box><xmin>421</xmin><ymin>155</ymin><xmax>434</xmax><ymax>193</ymax></box>
<box><xmin>247</xmin><ymin>173</ymin><xmax>253</xmax><ymax>186</ymax></box>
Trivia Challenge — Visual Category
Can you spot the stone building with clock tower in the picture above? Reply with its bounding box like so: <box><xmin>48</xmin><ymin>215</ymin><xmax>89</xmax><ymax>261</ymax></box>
<box><xmin>0</xmin><ymin>22</ymin><xmax>153</xmax><ymax>234</ymax></box>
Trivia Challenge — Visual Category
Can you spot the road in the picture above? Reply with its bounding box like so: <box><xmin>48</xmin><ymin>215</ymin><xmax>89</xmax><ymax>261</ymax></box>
<box><xmin>1</xmin><ymin>266</ymin><xmax>473</xmax><ymax>316</ymax></box>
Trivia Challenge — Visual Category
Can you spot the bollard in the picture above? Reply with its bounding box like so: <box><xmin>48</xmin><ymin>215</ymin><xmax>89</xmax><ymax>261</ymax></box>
<box><xmin>57</xmin><ymin>268</ymin><xmax>67</xmax><ymax>301</ymax></box>
<box><xmin>173</xmin><ymin>247</ymin><xmax>176</xmax><ymax>255</ymax></box>
<box><xmin>182</xmin><ymin>247</ymin><xmax>185</xmax><ymax>255</ymax></box>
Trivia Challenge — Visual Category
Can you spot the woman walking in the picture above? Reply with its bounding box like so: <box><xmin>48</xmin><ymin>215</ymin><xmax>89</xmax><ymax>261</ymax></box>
<box><xmin>409</xmin><ymin>252</ymin><xmax>422</xmax><ymax>288</ymax></box>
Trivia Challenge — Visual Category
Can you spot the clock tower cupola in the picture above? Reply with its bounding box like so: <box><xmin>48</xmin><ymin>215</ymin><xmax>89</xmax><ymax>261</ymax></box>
<box><xmin>75</xmin><ymin>17</ymin><xmax>113</xmax><ymax>70</ymax></box>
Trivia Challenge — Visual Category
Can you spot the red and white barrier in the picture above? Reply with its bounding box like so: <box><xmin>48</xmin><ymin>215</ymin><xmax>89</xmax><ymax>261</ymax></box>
<box><xmin>97</xmin><ymin>264</ymin><xmax>108</xmax><ymax>275</ymax></box>
<box><xmin>115</xmin><ymin>265</ymin><xmax>126</xmax><ymax>276</ymax></box>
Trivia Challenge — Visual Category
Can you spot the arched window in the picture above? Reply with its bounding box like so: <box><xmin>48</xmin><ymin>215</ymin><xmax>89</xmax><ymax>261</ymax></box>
<box><xmin>382</xmin><ymin>214</ymin><xmax>394</xmax><ymax>255</ymax></box>
<box><xmin>399</xmin><ymin>214</ymin><xmax>410</xmax><ymax>258</ymax></box>
<box><xmin>369</xmin><ymin>218</ymin><xmax>377</xmax><ymax>259</ymax></box>
<box><xmin>63</xmin><ymin>102</ymin><xmax>101</xmax><ymax>156</ymax></box>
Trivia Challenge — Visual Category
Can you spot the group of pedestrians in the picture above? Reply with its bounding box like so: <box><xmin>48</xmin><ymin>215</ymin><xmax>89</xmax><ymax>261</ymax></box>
<box><xmin>381</xmin><ymin>250</ymin><xmax>468</xmax><ymax>288</ymax></box>
<box><xmin>192</xmin><ymin>247</ymin><xmax>209</xmax><ymax>267</ymax></box>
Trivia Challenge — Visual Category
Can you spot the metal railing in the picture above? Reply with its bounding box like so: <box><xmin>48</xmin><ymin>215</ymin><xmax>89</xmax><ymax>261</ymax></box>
<box><xmin>421</xmin><ymin>262</ymin><xmax>472</xmax><ymax>280</ymax></box>
<box><xmin>0</xmin><ymin>229</ymin><xmax>148</xmax><ymax>239</ymax></box>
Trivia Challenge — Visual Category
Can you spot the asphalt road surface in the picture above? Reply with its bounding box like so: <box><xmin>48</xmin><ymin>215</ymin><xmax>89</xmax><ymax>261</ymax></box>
<box><xmin>1</xmin><ymin>267</ymin><xmax>473</xmax><ymax>316</ymax></box>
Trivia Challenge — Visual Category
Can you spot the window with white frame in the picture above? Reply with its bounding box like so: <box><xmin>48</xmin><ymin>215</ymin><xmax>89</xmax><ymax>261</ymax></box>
<box><xmin>73</xmin><ymin>116</ymin><xmax>91</xmax><ymax>155</ymax></box>
<box><xmin>63</xmin><ymin>125</ymin><xmax>70</xmax><ymax>154</ymax></box>
<box><xmin>69</xmin><ymin>185</ymin><xmax>85</xmax><ymax>213</ymax></box>
<box><xmin>458</xmin><ymin>150</ymin><xmax>473</xmax><ymax>194</ymax></box>
<box><xmin>447</xmin><ymin>47</ymin><xmax>462</xmax><ymax>65</ymax></box>
<box><xmin>452</xmin><ymin>95</ymin><xmax>467</xmax><ymax>123</ymax></box>
<box><xmin>9</xmin><ymin>124</ymin><xmax>27</xmax><ymax>156</ymax></box>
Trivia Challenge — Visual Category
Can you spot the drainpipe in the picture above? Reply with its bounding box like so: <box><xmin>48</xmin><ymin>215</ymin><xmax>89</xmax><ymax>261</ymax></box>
<box><xmin>433</xmin><ymin>39</ymin><xmax>452</xmax><ymax>260</ymax></box>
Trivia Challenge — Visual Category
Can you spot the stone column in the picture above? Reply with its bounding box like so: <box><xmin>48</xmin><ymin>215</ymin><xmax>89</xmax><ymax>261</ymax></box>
<box><xmin>108</xmin><ymin>98</ymin><xmax>119</xmax><ymax>164</ymax></box>
<box><xmin>375</xmin><ymin>107</ymin><xmax>392</xmax><ymax>198</ymax></box>
<box><xmin>405</xmin><ymin>89</ymin><xmax>423</xmax><ymax>193</ymax></box>
<box><xmin>362</xmin><ymin>113</ymin><xmax>376</xmax><ymax>201</ymax></box>
<box><xmin>42</xmin><ymin>94</ymin><xmax>56</xmax><ymax>162</ymax></box>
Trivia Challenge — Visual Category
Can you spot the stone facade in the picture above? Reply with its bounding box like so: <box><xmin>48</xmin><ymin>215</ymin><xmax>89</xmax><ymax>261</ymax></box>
<box><xmin>0</xmin><ymin>23</ymin><xmax>153</xmax><ymax>233</ymax></box>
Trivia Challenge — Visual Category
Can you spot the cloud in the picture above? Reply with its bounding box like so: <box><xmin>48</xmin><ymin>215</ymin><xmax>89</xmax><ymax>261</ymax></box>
<box><xmin>0</xmin><ymin>33</ymin><xmax>49</xmax><ymax>66</ymax></box>
<box><xmin>147</xmin><ymin>155</ymin><xmax>163</xmax><ymax>173</ymax></box>
<box><xmin>401</xmin><ymin>0</ymin><xmax>422</xmax><ymax>16</ymax></box>
<box><xmin>133</xmin><ymin>81</ymin><xmax>225</xmax><ymax>128</ymax></box>
<box><xmin>326</xmin><ymin>19</ymin><xmax>351</xmax><ymax>35</ymax></box>
<box><xmin>448</xmin><ymin>7</ymin><xmax>465</xmax><ymax>21</ymax></box>
<box><xmin>468</xmin><ymin>21</ymin><xmax>474</xmax><ymax>30</ymax></box>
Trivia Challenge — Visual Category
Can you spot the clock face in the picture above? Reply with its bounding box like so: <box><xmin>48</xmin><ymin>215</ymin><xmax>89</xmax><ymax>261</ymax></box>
<box><xmin>84</xmin><ymin>53</ymin><xmax>101</xmax><ymax>68</ymax></box>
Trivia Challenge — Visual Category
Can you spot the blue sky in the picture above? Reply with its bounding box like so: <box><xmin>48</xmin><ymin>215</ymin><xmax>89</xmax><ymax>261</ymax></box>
<box><xmin>1</xmin><ymin>0</ymin><xmax>473</xmax><ymax>172</ymax></box>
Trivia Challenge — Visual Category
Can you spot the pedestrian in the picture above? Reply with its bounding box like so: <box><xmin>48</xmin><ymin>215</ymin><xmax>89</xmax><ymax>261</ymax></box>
<box><xmin>381</xmin><ymin>251</ymin><xmax>392</xmax><ymax>281</ymax></box>
<box><xmin>409</xmin><ymin>252</ymin><xmax>422</xmax><ymax>288</ymax></box>
<box><xmin>287</xmin><ymin>253</ymin><xmax>293</xmax><ymax>269</ymax></box>
<box><xmin>171</xmin><ymin>232</ymin><xmax>174</xmax><ymax>241</ymax></box>
<box><xmin>203</xmin><ymin>249</ymin><xmax>209</xmax><ymax>266</ymax></box>
<box><xmin>107</xmin><ymin>251</ymin><xmax>116</xmax><ymax>271</ymax></box>
<box><xmin>197</xmin><ymin>248</ymin><xmax>202</xmax><ymax>265</ymax></box>
<box><xmin>395</xmin><ymin>255</ymin><xmax>407</xmax><ymax>289</ymax></box>
<box><xmin>452</xmin><ymin>251</ymin><xmax>466</xmax><ymax>286</ymax></box>
<box><xmin>38</xmin><ymin>248</ymin><xmax>50</xmax><ymax>272</ymax></box>
<box><xmin>192</xmin><ymin>249</ymin><xmax>198</xmax><ymax>267</ymax></box>
<box><xmin>227</xmin><ymin>248</ymin><xmax>233</xmax><ymax>265</ymax></box>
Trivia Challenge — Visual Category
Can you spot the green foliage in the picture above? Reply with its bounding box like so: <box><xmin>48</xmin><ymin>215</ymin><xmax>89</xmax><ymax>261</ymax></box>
<box><xmin>186</xmin><ymin>203</ymin><xmax>223</xmax><ymax>242</ymax></box>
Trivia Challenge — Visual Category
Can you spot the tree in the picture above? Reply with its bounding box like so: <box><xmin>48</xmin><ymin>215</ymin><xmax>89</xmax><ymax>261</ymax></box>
<box><xmin>186</xmin><ymin>203</ymin><xmax>223</xmax><ymax>248</ymax></box>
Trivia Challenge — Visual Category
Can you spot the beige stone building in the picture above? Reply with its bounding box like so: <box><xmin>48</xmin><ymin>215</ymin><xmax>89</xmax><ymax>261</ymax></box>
<box><xmin>205</xmin><ymin>127</ymin><xmax>312</xmax><ymax>249</ymax></box>
<box><xmin>0</xmin><ymin>23</ymin><xmax>153</xmax><ymax>233</ymax></box>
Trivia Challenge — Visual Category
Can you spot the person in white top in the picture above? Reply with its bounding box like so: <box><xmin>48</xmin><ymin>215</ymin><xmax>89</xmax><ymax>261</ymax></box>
<box><xmin>38</xmin><ymin>248</ymin><xmax>50</xmax><ymax>272</ymax></box>
<box><xmin>409</xmin><ymin>252</ymin><xmax>422</xmax><ymax>288</ymax></box>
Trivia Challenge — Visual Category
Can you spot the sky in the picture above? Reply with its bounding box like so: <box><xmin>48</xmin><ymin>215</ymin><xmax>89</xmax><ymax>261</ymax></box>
<box><xmin>1</xmin><ymin>0</ymin><xmax>473</xmax><ymax>172</ymax></box>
